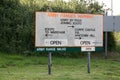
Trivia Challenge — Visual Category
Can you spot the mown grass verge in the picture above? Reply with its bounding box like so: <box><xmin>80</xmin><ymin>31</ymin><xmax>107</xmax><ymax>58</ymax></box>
<box><xmin>0</xmin><ymin>52</ymin><xmax>120</xmax><ymax>80</ymax></box>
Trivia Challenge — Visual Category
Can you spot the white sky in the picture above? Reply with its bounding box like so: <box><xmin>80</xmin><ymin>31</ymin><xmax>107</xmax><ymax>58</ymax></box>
<box><xmin>97</xmin><ymin>0</ymin><xmax>120</xmax><ymax>15</ymax></box>
<box><xmin>64</xmin><ymin>0</ymin><xmax>120</xmax><ymax>15</ymax></box>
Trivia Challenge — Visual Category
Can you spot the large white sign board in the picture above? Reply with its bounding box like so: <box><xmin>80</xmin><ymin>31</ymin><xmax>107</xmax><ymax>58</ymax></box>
<box><xmin>35</xmin><ymin>12</ymin><xmax>103</xmax><ymax>47</ymax></box>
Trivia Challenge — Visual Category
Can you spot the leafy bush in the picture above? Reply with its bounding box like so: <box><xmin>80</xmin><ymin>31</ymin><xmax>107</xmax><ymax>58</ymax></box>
<box><xmin>1</xmin><ymin>0</ymin><xmax>116</xmax><ymax>54</ymax></box>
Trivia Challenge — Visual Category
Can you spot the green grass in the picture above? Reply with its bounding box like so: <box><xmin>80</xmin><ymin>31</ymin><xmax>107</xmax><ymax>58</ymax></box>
<box><xmin>113</xmin><ymin>32</ymin><xmax>120</xmax><ymax>53</ymax></box>
<box><xmin>114</xmin><ymin>32</ymin><xmax>120</xmax><ymax>41</ymax></box>
<box><xmin>0</xmin><ymin>52</ymin><xmax>120</xmax><ymax>80</ymax></box>
<box><xmin>115</xmin><ymin>45</ymin><xmax>120</xmax><ymax>53</ymax></box>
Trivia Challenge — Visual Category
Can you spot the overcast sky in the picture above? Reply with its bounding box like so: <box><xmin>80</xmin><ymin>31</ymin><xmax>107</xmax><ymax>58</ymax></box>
<box><xmin>64</xmin><ymin>0</ymin><xmax>120</xmax><ymax>15</ymax></box>
<box><xmin>98</xmin><ymin>0</ymin><xmax>120</xmax><ymax>15</ymax></box>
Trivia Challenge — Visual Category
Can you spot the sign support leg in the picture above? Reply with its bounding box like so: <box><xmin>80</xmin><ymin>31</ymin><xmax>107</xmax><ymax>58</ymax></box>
<box><xmin>88</xmin><ymin>52</ymin><xmax>90</xmax><ymax>73</ymax></box>
<box><xmin>48</xmin><ymin>52</ymin><xmax>52</xmax><ymax>75</ymax></box>
<box><xmin>105</xmin><ymin>32</ymin><xmax>108</xmax><ymax>59</ymax></box>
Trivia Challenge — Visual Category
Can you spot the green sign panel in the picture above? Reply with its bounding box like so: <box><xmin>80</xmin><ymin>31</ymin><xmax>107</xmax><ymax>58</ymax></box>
<box><xmin>36</xmin><ymin>47</ymin><xmax>103</xmax><ymax>52</ymax></box>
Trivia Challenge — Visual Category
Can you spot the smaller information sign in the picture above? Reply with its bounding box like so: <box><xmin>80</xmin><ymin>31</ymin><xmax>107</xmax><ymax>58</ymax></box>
<box><xmin>74</xmin><ymin>39</ymin><xmax>95</xmax><ymax>46</ymax></box>
<box><xmin>44</xmin><ymin>39</ymin><xmax>68</xmax><ymax>46</ymax></box>
<box><xmin>81</xmin><ymin>47</ymin><xmax>95</xmax><ymax>52</ymax></box>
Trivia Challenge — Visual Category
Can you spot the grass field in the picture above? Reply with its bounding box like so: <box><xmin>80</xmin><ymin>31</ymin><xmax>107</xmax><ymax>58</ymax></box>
<box><xmin>0</xmin><ymin>52</ymin><xmax>120</xmax><ymax>80</ymax></box>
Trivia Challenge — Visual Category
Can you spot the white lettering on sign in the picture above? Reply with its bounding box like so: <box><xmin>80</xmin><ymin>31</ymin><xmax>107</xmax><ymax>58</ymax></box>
<box><xmin>46</xmin><ymin>48</ymin><xmax>56</xmax><ymax>51</ymax></box>
<box><xmin>36</xmin><ymin>48</ymin><xmax>45</xmax><ymax>51</ymax></box>
<box><xmin>44</xmin><ymin>39</ymin><xmax>67</xmax><ymax>46</ymax></box>
<box><xmin>81</xmin><ymin>47</ymin><xmax>95</xmax><ymax>51</ymax></box>
<box><xmin>74</xmin><ymin>39</ymin><xmax>95</xmax><ymax>46</ymax></box>
<box><xmin>57</xmin><ymin>48</ymin><xmax>66</xmax><ymax>51</ymax></box>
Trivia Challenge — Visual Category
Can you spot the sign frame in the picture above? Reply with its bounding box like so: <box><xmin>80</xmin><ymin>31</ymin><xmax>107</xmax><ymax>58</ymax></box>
<box><xmin>35</xmin><ymin>12</ymin><xmax>103</xmax><ymax>48</ymax></box>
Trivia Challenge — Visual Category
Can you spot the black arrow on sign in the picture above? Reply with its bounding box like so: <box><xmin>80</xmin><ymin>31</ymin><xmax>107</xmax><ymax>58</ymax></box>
<box><xmin>68</xmin><ymin>26</ymin><xmax>74</xmax><ymax>28</ymax></box>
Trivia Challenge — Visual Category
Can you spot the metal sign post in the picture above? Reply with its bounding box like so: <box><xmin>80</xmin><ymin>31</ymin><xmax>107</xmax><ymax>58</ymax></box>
<box><xmin>104</xmin><ymin>11</ymin><xmax>108</xmax><ymax>59</ymax></box>
<box><xmin>48</xmin><ymin>52</ymin><xmax>52</xmax><ymax>75</ymax></box>
<box><xmin>87</xmin><ymin>52</ymin><xmax>90</xmax><ymax>73</ymax></box>
<box><xmin>81</xmin><ymin>47</ymin><xmax>94</xmax><ymax>73</ymax></box>
<box><xmin>105</xmin><ymin>32</ymin><xmax>108</xmax><ymax>59</ymax></box>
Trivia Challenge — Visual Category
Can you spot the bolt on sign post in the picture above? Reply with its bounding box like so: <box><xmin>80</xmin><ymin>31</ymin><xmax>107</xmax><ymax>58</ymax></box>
<box><xmin>35</xmin><ymin>12</ymin><xmax>103</xmax><ymax>74</ymax></box>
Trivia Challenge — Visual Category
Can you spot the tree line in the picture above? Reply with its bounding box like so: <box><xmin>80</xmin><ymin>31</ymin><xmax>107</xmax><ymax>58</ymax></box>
<box><xmin>0</xmin><ymin>0</ymin><xmax>115</xmax><ymax>54</ymax></box>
